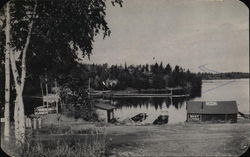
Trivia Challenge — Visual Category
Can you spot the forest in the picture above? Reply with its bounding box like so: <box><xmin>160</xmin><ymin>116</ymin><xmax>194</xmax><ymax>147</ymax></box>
<box><xmin>51</xmin><ymin>62</ymin><xmax>202</xmax><ymax>93</ymax></box>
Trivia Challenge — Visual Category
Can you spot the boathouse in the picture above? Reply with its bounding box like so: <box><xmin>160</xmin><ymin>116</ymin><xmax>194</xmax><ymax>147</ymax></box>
<box><xmin>186</xmin><ymin>101</ymin><xmax>238</xmax><ymax>123</ymax></box>
<box><xmin>95</xmin><ymin>103</ymin><xmax>115</xmax><ymax>123</ymax></box>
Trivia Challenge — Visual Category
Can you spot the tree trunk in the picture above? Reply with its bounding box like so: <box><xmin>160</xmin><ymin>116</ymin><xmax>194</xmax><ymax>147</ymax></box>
<box><xmin>4</xmin><ymin>2</ymin><xmax>11</xmax><ymax>141</ymax></box>
<box><xmin>9</xmin><ymin>35</ymin><xmax>26</xmax><ymax>143</ymax></box>
<box><xmin>9</xmin><ymin>46</ymin><xmax>21</xmax><ymax>128</ymax></box>
<box><xmin>9</xmin><ymin>1</ymin><xmax>37</xmax><ymax>143</ymax></box>
<box><xmin>20</xmin><ymin>1</ymin><xmax>37</xmax><ymax>92</ymax></box>
<box><xmin>14</xmin><ymin>94</ymin><xmax>25</xmax><ymax>143</ymax></box>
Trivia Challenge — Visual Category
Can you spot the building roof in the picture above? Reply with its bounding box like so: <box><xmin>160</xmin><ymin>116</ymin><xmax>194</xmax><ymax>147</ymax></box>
<box><xmin>187</xmin><ymin>101</ymin><xmax>238</xmax><ymax>114</ymax></box>
<box><xmin>94</xmin><ymin>103</ymin><xmax>116</xmax><ymax>111</ymax></box>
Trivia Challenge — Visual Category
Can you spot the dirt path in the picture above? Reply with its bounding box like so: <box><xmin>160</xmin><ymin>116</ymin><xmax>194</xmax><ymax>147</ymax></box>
<box><xmin>105</xmin><ymin>122</ymin><xmax>250</xmax><ymax>156</ymax></box>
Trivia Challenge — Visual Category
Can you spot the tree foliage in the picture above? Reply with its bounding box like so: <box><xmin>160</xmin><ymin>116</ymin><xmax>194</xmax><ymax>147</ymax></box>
<box><xmin>3</xmin><ymin>0</ymin><xmax>121</xmax><ymax>78</ymax></box>
<box><xmin>74</xmin><ymin>62</ymin><xmax>202</xmax><ymax>91</ymax></box>
<box><xmin>0</xmin><ymin>0</ymin><xmax>123</xmax><ymax>121</ymax></box>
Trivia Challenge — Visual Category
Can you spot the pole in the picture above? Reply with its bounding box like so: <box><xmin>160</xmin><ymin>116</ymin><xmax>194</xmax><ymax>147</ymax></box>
<box><xmin>55</xmin><ymin>79</ymin><xmax>58</xmax><ymax>114</ymax></box>
<box><xmin>89</xmin><ymin>78</ymin><xmax>90</xmax><ymax>90</ymax></box>
<box><xmin>40</xmin><ymin>76</ymin><xmax>45</xmax><ymax>106</ymax></box>
<box><xmin>170</xmin><ymin>96</ymin><xmax>173</xmax><ymax>105</ymax></box>
<box><xmin>88</xmin><ymin>78</ymin><xmax>90</xmax><ymax>98</ymax></box>
<box><xmin>45</xmin><ymin>75</ymin><xmax>49</xmax><ymax>113</ymax></box>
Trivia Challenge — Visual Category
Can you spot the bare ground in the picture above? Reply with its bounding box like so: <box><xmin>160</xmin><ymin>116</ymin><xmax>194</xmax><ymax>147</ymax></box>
<box><xmin>39</xmin><ymin>114</ymin><xmax>250</xmax><ymax>156</ymax></box>
<box><xmin>105</xmin><ymin>120</ymin><xmax>250</xmax><ymax>157</ymax></box>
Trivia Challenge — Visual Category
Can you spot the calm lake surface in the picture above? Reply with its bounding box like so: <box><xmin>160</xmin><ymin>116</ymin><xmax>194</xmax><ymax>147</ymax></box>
<box><xmin>110</xmin><ymin>79</ymin><xmax>249</xmax><ymax>124</ymax></box>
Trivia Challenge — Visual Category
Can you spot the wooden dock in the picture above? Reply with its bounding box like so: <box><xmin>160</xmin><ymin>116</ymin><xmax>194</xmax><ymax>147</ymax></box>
<box><xmin>99</xmin><ymin>93</ymin><xmax>189</xmax><ymax>98</ymax></box>
<box><xmin>89</xmin><ymin>87</ymin><xmax>189</xmax><ymax>98</ymax></box>
<box><xmin>112</xmin><ymin>93</ymin><xmax>171</xmax><ymax>98</ymax></box>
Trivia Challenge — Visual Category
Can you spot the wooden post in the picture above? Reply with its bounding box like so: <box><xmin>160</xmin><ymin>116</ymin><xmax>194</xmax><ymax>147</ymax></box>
<box><xmin>112</xmin><ymin>110</ymin><xmax>114</xmax><ymax>119</ymax></box>
<box><xmin>55</xmin><ymin>79</ymin><xmax>58</xmax><ymax>114</ymax></box>
<box><xmin>25</xmin><ymin>116</ymin><xmax>31</xmax><ymax>128</ymax></box>
<box><xmin>45</xmin><ymin>75</ymin><xmax>49</xmax><ymax>113</ymax></box>
<box><xmin>28</xmin><ymin>118</ymin><xmax>31</xmax><ymax>128</ymax></box>
<box><xmin>60</xmin><ymin>101</ymin><xmax>63</xmax><ymax>113</ymax></box>
<box><xmin>107</xmin><ymin>110</ymin><xmax>111</xmax><ymax>123</ymax></box>
<box><xmin>33</xmin><ymin>118</ymin><xmax>37</xmax><ymax>130</ymax></box>
<box><xmin>88</xmin><ymin>78</ymin><xmax>90</xmax><ymax>98</ymax></box>
<box><xmin>38</xmin><ymin>118</ymin><xmax>42</xmax><ymax>129</ymax></box>
<box><xmin>40</xmin><ymin>76</ymin><xmax>45</xmax><ymax>107</ymax></box>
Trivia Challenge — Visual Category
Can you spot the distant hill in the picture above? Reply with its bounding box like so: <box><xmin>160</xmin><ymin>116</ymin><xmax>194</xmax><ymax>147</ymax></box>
<box><xmin>197</xmin><ymin>72</ymin><xmax>249</xmax><ymax>80</ymax></box>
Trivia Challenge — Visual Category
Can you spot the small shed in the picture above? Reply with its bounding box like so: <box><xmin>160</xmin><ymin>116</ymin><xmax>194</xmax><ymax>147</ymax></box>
<box><xmin>186</xmin><ymin>101</ymin><xmax>238</xmax><ymax>123</ymax></box>
<box><xmin>94</xmin><ymin>103</ymin><xmax>116</xmax><ymax>123</ymax></box>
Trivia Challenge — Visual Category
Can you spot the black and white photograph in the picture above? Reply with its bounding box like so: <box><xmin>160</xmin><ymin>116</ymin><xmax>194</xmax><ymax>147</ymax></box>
<box><xmin>0</xmin><ymin>0</ymin><xmax>249</xmax><ymax>156</ymax></box>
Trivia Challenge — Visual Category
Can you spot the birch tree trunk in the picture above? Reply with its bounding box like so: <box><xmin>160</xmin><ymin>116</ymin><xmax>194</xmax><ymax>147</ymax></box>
<box><xmin>8</xmin><ymin>1</ymin><xmax>37</xmax><ymax>143</ymax></box>
<box><xmin>10</xmin><ymin>48</ymin><xmax>25</xmax><ymax>143</ymax></box>
<box><xmin>4</xmin><ymin>2</ymin><xmax>11</xmax><ymax>141</ymax></box>
<box><xmin>9</xmin><ymin>48</ymin><xmax>20</xmax><ymax>124</ymax></box>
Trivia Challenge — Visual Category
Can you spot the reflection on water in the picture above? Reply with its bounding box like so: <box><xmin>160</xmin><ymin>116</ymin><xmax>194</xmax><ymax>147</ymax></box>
<box><xmin>112</xmin><ymin>97</ymin><xmax>189</xmax><ymax>124</ymax></box>
<box><xmin>105</xmin><ymin>79</ymin><xmax>249</xmax><ymax>124</ymax></box>
<box><xmin>113</xmin><ymin>97</ymin><xmax>187</xmax><ymax>110</ymax></box>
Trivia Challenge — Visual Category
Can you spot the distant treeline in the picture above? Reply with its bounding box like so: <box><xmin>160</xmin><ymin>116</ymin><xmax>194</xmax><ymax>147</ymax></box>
<box><xmin>77</xmin><ymin>62</ymin><xmax>202</xmax><ymax>91</ymax></box>
<box><xmin>197</xmin><ymin>72</ymin><xmax>250</xmax><ymax>80</ymax></box>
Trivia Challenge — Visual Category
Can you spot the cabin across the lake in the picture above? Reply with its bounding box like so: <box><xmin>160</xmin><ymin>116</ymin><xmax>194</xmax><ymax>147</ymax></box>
<box><xmin>186</xmin><ymin>101</ymin><xmax>238</xmax><ymax>123</ymax></box>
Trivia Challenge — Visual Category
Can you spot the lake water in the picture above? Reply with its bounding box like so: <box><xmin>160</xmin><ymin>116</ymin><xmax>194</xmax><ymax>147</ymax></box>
<box><xmin>110</xmin><ymin>79</ymin><xmax>249</xmax><ymax>124</ymax></box>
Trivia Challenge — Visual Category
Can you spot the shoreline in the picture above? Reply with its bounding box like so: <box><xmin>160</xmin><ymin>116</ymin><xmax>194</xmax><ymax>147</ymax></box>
<box><xmin>1</xmin><ymin>115</ymin><xmax>250</xmax><ymax>157</ymax></box>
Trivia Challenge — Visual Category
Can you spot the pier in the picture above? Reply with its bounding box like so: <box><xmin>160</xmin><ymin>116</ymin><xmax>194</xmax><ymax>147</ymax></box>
<box><xmin>90</xmin><ymin>93</ymin><xmax>189</xmax><ymax>98</ymax></box>
<box><xmin>111</xmin><ymin>93</ymin><xmax>189</xmax><ymax>98</ymax></box>
<box><xmin>89</xmin><ymin>87</ymin><xmax>189</xmax><ymax>98</ymax></box>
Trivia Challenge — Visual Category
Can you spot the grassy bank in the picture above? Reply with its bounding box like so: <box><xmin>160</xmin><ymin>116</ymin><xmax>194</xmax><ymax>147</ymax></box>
<box><xmin>1</xmin><ymin>122</ymin><xmax>108</xmax><ymax>157</ymax></box>
<box><xmin>2</xmin><ymin>116</ymin><xmax>250</xmax><ymax>157</ymax></box>
<box><xmin>19</xmin><ymin>132</ymin><xmax>107</xmax><ymax>157</ymax></box>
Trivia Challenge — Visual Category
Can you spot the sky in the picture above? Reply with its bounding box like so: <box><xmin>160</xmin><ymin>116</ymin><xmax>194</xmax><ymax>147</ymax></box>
<box><xmin>82</xmin><ymin>0</ymin><xmax>249</xmax><ymax>73</ymax></box>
